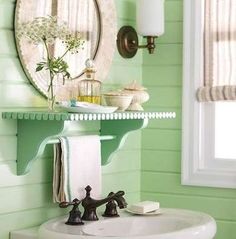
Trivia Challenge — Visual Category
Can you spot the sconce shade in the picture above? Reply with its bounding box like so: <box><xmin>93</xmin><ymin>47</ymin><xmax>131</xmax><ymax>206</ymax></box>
<box><xmin>137</xmin><ymin>0</ymin><xmax>165</xmax><ymax>37</ymax></box>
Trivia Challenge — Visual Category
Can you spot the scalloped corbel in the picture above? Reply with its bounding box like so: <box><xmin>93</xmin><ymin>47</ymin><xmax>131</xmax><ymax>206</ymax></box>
<box><xmin>17</xmin><ymin>120</ymin><xmax>64</xmax><ymax>175</ymax></box>
<box><xmin>100</xmin><ymin>119</ymin><xmax>148</xmax><ymax>165</ymax></box>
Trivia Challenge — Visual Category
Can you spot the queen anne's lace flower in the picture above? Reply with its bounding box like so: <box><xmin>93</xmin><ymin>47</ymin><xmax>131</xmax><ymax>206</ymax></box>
<box><xmin>62</xmin><ymin>33</ymin><xmax>85</xmax><ymax>54</ymax></box>
<box><xmin>16</xmin><ymin>16</ymin><xmax>70</xmax><ymax>45</ymax></box>
<box><xmin>16</xmin><ymin>16</ymin><xmax>85</xmax><ymax>111</ymax></box>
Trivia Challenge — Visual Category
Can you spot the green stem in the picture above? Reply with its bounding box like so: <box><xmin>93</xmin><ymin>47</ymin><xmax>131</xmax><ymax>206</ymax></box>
<box><xmin>43</xmin><ymin>39</ymin><xmax>51</xmax><ymax>63</ymax></box>
<box><xmin>60</xmin><ymin>47</ymin><xmax>71</xmax><ymax>60</ymax></box>
<box><xmin>43</xmin><ymin>39</ymin><xmax>55</xmax><ymax>111</ymax></box>
<box><xmin>49</xmin><ymin>72</ymin><xmax>54</xmax><ymax>107</ymax></box>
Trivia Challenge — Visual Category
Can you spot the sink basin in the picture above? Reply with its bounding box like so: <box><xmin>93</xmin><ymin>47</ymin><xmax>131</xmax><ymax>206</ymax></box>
<box><xmin>38</xmin><ymin>208</ymin><xmax>216</xmax><ymax>239</ymax></box>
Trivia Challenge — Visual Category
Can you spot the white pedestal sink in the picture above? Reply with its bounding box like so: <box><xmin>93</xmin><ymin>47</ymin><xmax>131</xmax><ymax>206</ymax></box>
<box><xmin>38</xmin><ymin>208</ymin><xmax>216</xmax><ymax>239</ymax></box>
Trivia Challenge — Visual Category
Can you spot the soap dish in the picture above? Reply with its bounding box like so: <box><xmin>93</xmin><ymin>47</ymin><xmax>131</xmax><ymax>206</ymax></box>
<box><xmin>125</xmin><ymin>207</ymin><xmax>162</xmax><ymax>216</ymax></box>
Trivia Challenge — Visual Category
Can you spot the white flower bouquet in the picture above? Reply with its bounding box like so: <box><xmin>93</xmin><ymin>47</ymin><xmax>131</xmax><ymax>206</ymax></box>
<box><xmin>16</xmin><ymin>16</ymin><xmax>85</xmax><ymax>111</ymax></box>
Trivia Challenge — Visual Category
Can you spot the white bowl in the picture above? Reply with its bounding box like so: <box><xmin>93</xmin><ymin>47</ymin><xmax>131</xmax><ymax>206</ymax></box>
<box><xmin>103</xmin><ymin>95</ymin><xmax>133</xmax><ymax>111</ymax></box>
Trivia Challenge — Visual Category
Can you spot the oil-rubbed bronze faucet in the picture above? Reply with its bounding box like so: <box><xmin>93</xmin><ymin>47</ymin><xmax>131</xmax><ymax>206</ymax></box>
<box><xmin>81</xmin><ymin>185</ymin><xmax>128</xmax><ymax>221</ymax></box>
<box><xmin>59</xmin><ymin>198</ymin><xmax>84</xmax><ymax>225</ymax></box>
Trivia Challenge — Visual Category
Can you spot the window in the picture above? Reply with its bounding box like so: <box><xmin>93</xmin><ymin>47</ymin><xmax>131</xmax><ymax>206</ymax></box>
<box><xmin>182</xmin><ymin>0</ymin><xmax>236</xmax><ymax>188</ymax></box>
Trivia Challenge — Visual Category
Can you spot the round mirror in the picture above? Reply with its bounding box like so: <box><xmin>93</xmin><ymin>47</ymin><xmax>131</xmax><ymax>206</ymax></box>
<box><xmin>15</xmin><ymin>0</ymin><xmax>116</xmax><ymax>100</ymax></box>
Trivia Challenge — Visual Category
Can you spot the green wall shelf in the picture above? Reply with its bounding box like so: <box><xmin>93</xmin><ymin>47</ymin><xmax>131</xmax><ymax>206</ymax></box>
<box><xmin>2</xmin><ymin>111</ymin><xmax>176</xmax><ymax>175</ymax></box>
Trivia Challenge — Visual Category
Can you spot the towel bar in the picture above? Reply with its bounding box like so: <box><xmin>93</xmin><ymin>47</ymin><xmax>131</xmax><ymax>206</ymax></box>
<box><xmin>48</xmin><ymin>135</ymin><xmax>116</xmax><ymax>144</ymax></box>
<box><xmin>1</xmin><ymin>111</ymin><xmax>176</xmax><ymax>175</ymax></box>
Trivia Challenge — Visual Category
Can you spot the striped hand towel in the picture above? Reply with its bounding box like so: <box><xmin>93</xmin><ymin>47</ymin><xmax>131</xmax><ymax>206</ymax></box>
<box><xmin>53</xmin><ymin>135</ymin><xmax>101</xmax><ymax>202</ymax></box>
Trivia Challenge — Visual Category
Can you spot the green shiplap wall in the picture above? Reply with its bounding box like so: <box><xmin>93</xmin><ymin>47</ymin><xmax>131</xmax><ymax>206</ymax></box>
<box><xmin>141</xmin><ymin>1</ymin><xmax>236</xmax><ymax>238</ymax></box>
<box><xmin>2</xmin><ymin>0</ymin><xmax>235</xmax><ymax>238</ymax></box>
<box><xmin>0</xmin><ymin>0</ymin><xmax>140</xmax><ymax>238</ymax></box>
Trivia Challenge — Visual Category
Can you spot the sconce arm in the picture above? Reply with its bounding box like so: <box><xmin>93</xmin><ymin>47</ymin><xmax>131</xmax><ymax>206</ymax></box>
<box><xmin>117</xmin><ymin>26</ymin><xmax>158</xmax><ymax>58</ymax></box>
<box><xmin>138</xmin><ymin>36</ymin><xmax>158</xmax><ymax>54</ymax></box>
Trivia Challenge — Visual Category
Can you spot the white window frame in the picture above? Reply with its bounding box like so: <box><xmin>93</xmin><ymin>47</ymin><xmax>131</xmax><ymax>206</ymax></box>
<box><xmin>182</xmin><ymin>0</ymin><xmax>236</xmax><ymax>188</ymax></box>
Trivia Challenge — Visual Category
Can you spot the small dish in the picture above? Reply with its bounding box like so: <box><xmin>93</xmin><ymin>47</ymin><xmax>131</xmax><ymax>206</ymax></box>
<box><xmin>57</xmin><ymin>101</ymin><xmax>118</xmax><ymax>113</ymax></box>
<box><xmin>125</xmin><ymin>207</ymin><xmax>162</xmax><ymax>216</ymax></box>
<box><xmin>103</xmin><ymin>94</ymin><xmax>133</xmax><ymax>111</ymax></box>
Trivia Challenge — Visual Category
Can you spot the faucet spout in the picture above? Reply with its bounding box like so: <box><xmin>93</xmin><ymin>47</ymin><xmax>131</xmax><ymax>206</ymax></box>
<box><xmin>81</xmin><ymin>186</ymin><xmax>127</xmax><ymax>221</ymax></box>
<box><xmin>113</xmin><ymin>193</ymin><xmax>128</xmax><ymax>209</ymax></box>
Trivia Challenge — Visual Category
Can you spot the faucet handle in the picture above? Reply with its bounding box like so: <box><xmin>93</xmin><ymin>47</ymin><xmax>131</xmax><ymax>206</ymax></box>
<box><xmin>103</xmin><ymin>192</ymin><xmax>119</xmax><ymax>218</ymax></box>
<box><xmin>59</xmin><ymin>198</ymin><xmax>81</xmax><ymax>208</ymax></box>
<box><xmin>113</xmin><ymin>191</ymin><xmax>128</xmax><ymax>209</ymax></box>
<box><xmin>85</xmin><ymin>185</ymin><xmax>92</xmax><ymax>197</ymax></box>
<box><xmin>59</xmin><ymin>199</ymin><xmax>84</xmax><ymax>226</ymax></box>
<box><xmin>115</xmin><ymin>191</ymin><xmax>125</xmax><ymax>197</ymax></box>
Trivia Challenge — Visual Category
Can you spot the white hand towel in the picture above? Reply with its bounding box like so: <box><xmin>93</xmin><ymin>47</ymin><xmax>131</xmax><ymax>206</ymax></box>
<box><xmin>53</xmin><ymin>135</ymin><xmax>101</xmax><ymax>203</ymax></box>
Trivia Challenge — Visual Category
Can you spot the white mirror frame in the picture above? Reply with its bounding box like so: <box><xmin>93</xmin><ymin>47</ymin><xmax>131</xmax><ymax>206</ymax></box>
<box><xmin>182</xmin><ymin>0</ymin><xmax>236</xmax><ymax>189</ymax></box>
<box><xmin>15</xmin><ymin>0</ymin><xmax>117</xmax><ymax>100</ymax></box>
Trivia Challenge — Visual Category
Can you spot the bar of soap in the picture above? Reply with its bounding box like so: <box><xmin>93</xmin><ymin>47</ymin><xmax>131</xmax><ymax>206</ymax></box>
<box><xmin>130</xmin><ymin>201</ymin><xmax>160</xmax><ymax>214</ymax></box>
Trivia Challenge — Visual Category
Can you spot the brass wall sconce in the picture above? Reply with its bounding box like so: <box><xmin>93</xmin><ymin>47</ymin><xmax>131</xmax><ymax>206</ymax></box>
<box><xmin>117</xmin><ymin>26</ymin><xmax>158</xmax><ymax>58</ymax></box>
<box><xmin>117</xmin><ymin>0</ymin><xmax>165</xmax><ymax>59</ymax></box>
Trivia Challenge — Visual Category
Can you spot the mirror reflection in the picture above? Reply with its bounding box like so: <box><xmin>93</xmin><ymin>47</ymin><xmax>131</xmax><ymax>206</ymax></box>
<box><xmin>15</xmin><ymin>0</ymin><xmax>101</xmax><ymax>98</ymax></box>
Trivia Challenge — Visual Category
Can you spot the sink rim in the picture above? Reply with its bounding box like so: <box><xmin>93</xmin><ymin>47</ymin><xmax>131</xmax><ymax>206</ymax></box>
<box><xmin>38</xmin><ymin>208</ymin><xmax>217</xmax><ymax>239</ymax></box>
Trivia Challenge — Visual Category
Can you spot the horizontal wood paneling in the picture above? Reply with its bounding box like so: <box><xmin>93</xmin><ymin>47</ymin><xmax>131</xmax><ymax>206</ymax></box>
<box><xmin>0</xmin><ymin>159</ymin><xmax>52</xmax><ymax>188</ymax></box>
<box><xmin>0</xmin><ymin>0</ymin><xmax>15</xmax><ymax>4</ymax></box>
<box><xmin>143</xmin><ymin>66</ymin><xmax>182</xmax><ymax>87</ymax></box>
<box><xmin>142</xmin><ymin>150</ymin><xmax>181</xmax><ymax>173</ymax></box>
<box><xmin>158</xmin><ymin>22</ymin><xmax>183</xmax><ymax>44</ymax></box>
<box><xmin>122</xmin><ymin>131</ymin><xmax>141</xmax><ymax>150</ymax></box>
<box><xmin>103</xmin><ymin>171</ymin><xmax>140</xmax><ymax>195</ymax></box>
<box><xmin>0</xmin><ymin>136</ymin><xmax>17</xmax><ymax>161</ymax></box>
<box><xmin>0</xmin><ymin>84</ymin><xmax>47</xmax><ymax>107</ymax></box>
<box><xmin>145</xmin><ymin>108</ymin><xmax>181</xmax><ymax>129</ymax></box>
<box><xmin>0</xmin><ymin>30</ymin><xmax>17</xmax><ymax>56</ymax></box>
<box><xmin>0</xmin><ymin>183</ymin><xmax>53</xmax><ymax>215</ymax></box>
<box><xmin>141</xmin><ymin>193</ymin><xmax>236</xmax><ymax>239</ymax></box>
<box><xmin>165</xmin><ymin>1</ymin><xmax>183</xmax><ymax>22</ymax></box>
<box><xmin>0</xmin><ymin>207</ymin><xmax>68</xmax><ymax>239</ymax></box>
<box><xmin>0</xmin><ymin>58</ymin><xmax>28</xmax><ymax>83</ymax></box>
<box><xmin>0</xmin><ymin>1</ymin><xmax>14</xmax><ymax>29</ymax></box>
<box><xmin>146</xmin><ymin>86</ymin><xmax>182</xmax><ymax>108</ymax></box>
<box><xmin>142</xmin><ymin>129</ymin><xmax>181</xmax><ymax>151</ymax></box>
<box><xmin>143</xmin><ymin>44</ymin><xmax>183</xmax><ymax>66</ymax></box>
<box><xmin>102</xmin><ymin>150</ymin><xmax>140</xmax><ymax>174</ymax></box>
<box><xmin>115</xmin><ymin>0</ymin><xmax>135</xmax><ymax>21</ymax></box>
<box><xmin>0</xmin><ymin>190</ymin><xmax>139</xmax><ymax>239</ymax></box>
<box><xmin>141</xmin><ymin>0</ymin><xmax>236</xmax><ymax>238</ymax></box>
<box><xmin>113</xmin><ymin>49</ymin><xmax>143</xmax><ymax>67</ymax></box>
<box><xmin>216</xmin><ymin>221</ymin><xmax>236</xmax><ymax>239</ymax></box>
<box><xmin>0</xmin><ymin>148</ymin><xmax>140</xmax><ymax>188</ymax></box>
<box><xmin>141</xmin><ymin>192</ymin><xmax>236</xmax><ymax>223</ymax></box>
<box><xmin>0</xmin><ymin>1</ymin><xmax>142</xmax><ymax>238</ymax></box>
<box><xmin>0</xmin><ymin>117</ymin><xmax>16</xmax><ymax>135</ymax></box>
<box><xmin>105</xmin><ymin>64</ymin><xmax>142</xmax><ymax>86</ymax></box>
<box><xmin>142</xmin><ymin>172</ymin><xmax>236</xmax><ymax>199</ymax></box>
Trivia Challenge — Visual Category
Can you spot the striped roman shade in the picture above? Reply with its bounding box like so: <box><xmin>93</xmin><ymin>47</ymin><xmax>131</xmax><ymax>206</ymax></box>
<box><xmin>197</xmin><ymin>0</ymin><xmax>236</xmax><ymax>102</ymax></box>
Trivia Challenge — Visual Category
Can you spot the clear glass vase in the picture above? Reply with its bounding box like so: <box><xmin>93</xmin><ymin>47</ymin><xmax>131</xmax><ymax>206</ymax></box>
<box><xmin>47</xmin><ymin>77</ymin><xmax>62</xmax><ymax>112</ymax></box>
<box><xmin>47</xmin><ymin>83</ymin><xmax>56</xmax><ymax>111</ymax></box>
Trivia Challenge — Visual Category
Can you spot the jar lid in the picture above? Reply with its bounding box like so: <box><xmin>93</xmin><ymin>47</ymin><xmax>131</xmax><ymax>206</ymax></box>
<box><xmin>84</xmin><ymin>59</ymin><xmax>96</xmax><ymax>77</ymax></box>
<box><xmin>104</xmin><ymin>90</ymin><xmax>131</xmax><ymax>96</ymax></box>
<box><xmin>124</xmin><ymin>81</ymin><xmax>147</xmax><ymax>91</ymax></box>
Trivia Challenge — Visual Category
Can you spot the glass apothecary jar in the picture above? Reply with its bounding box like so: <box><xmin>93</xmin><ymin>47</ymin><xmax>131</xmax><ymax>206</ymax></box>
<box><xmin>78</xmin><ymin>59</ymin><xmax>101</xmax><ymax>105</ymax></box>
